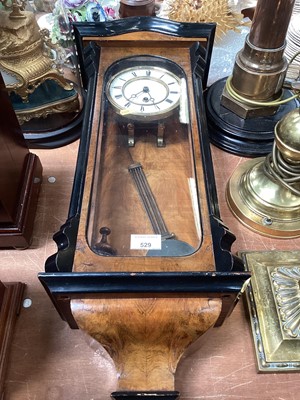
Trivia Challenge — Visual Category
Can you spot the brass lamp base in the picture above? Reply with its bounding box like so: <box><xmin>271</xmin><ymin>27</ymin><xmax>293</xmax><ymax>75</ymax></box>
<box><xmin>205</xmin><ymin>77</ymin><xmax>299</xmax><ymax>157</ymax></box>
<box><xmin>226</xmin><ymin>158</ymin><xmax>300</xmax><ymax>238</ymax></box>
<box><xmin>221</xmin><ymin>85</ymin><xmax>280</xmax><ymax>119</ymax></box>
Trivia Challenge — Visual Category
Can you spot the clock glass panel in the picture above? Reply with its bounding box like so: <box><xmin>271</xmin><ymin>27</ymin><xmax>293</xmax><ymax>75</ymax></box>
<box><xmin>87</xmin><ymin>55</ymin><xmax>202</xmax><ymax>257</ymax></box>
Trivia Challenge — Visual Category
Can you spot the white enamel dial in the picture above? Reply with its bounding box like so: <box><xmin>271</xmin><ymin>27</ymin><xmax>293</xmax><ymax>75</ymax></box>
<box><xmin>106</xmin><ymin>66</ymin><xmax>181</xmax><ymax>119</ymax></box>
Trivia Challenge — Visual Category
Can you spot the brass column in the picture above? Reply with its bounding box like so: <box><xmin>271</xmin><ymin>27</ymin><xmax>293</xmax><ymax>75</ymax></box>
<box><xmin>222</xmin><ymin>0</ymin><xmax>296</xmax><ymax>118</ymax></box>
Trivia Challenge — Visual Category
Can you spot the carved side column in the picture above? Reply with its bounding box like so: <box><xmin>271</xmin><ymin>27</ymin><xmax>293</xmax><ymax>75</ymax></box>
<box><xmin>71</xmin><ymin>296</ymin><xmax>222</xmax><ymax>396</ymax></box>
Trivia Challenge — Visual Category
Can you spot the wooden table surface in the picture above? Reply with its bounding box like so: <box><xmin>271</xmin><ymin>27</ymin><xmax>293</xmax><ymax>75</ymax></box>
<box><xmin>1</xmin><ymin>140</ymin><xmax>300</xmax><ymax>400</ymax></box>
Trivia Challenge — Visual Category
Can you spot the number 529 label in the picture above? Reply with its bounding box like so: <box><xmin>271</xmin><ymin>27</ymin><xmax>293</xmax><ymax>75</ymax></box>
<box><xmin>130</xmin><ymin>234</ymin><xmax>162</xmax><ymax>250</ymax></box>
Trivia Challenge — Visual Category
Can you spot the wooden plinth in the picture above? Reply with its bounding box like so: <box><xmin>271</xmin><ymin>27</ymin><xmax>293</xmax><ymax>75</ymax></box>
<box><xmin>0</xmin><ymin>281</ymin><xmax>25</xmax><ymax>397</ymax></box>
<box><xmin>0</xmin><ymin>153</ymin><xmax>42</xmax><ymax>248</ymax></box>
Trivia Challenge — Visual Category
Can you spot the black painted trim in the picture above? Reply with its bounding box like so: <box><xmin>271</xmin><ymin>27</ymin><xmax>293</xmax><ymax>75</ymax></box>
<box><xmin>73</xmin><ymin>17</ymin><xmax>216</xmax><ymax>89</ymax></box>
<box><xmin>73</xmin><ymin>16</ymin><xmax>215</xmax><ymax>39</ymax></box>
<box><xmin>38</xmin><ymin>271</ymin><xmax>249</xmax><ymax>295</ymax></box>
<box><xmin>45</xmin><ymin>43</ymin><xmax>99</xmax><ymax>273</ymax></box>
<box><xmin>111</xmin><ymin>391</ymin><xmax>180</xmax><ymax>400</ymax></box>
<box><xmin>68</xmin><ymin>43</ymin><xmax>100</xmax><ymax>218</ymax></box>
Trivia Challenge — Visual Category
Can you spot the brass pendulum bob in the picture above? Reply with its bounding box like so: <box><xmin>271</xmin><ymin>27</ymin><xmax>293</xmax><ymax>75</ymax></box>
<box><xmin>226</xmin><ymin>108</ymin><xmax>300</xmax><ymax>238</ymax></box>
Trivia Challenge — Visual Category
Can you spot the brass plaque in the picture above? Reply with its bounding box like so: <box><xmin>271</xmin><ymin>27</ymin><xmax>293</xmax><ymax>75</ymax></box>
<box><xmin>240</xmin><ymin>250</ymin><xmax>300</xmax><ymax>372</ymax></box>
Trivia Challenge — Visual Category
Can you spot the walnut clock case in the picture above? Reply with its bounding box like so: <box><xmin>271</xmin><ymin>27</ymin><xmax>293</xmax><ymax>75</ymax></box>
<box><xmin>39</xmin><ymin>18</ymin><xmax>250</xmax><ymax>399</ymax></box>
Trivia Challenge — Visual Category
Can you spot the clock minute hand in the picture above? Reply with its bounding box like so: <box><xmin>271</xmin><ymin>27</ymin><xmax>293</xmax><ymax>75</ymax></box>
<box><xmin>129</xmin><ymin>90</ymin><xmax>144</xmax><ymax>100</ymax></box>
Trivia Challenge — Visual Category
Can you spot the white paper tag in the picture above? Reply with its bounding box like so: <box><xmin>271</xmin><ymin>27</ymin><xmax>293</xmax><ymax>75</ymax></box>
<box><xmin>130</xmin><ymin>234</ymin><xmax>162</xmax><ymax>250</ymax></box>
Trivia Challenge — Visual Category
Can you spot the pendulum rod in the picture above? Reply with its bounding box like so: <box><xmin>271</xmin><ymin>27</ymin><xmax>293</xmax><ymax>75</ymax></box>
<box><xmin>128</xmin><ymin>163</ymin><xmax>175</xmax><ymax>240</ymax></box>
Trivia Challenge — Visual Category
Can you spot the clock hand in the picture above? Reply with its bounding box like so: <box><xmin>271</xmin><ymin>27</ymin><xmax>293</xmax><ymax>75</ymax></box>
<box><xmin>129</xmin><ymin>86</ymin><xmax>153</xmax><ymax>101</ymax></box>
<box><xmin>129</xmin><ymin>90</ymin><xmax>144</xmax><ymax>100</ymax></box>
<box><xmin>140</xmin><ymin>92</ymin><xmax>155</xmax><ymax>104</ymax></box>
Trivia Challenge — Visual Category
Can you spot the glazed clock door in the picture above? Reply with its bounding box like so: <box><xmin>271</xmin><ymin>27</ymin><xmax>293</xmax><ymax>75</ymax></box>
<box><xmin>87</xmin><ymin>55</ymin><xmax>201</xmax><ymax>259</ymax></box>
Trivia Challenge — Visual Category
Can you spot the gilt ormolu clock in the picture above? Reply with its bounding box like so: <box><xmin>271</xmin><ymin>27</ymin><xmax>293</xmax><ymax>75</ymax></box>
<box><xmin>39</xmin><ymin>18</ymin><xmax>250</xmax><ymax>399</ymax></box>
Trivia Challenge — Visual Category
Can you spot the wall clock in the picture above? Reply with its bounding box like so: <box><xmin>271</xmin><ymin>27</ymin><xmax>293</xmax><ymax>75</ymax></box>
<box><xmin>39</xmin><ymin>17</ymin><xmax>250</xmax><ymax>400</ymax></box>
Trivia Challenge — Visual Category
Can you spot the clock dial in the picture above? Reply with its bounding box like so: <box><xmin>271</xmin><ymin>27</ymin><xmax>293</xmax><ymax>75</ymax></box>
<box><xmin>106</xmin><ymin>66</ymin><xmax>182</xmax><ymax>118</ymax></box>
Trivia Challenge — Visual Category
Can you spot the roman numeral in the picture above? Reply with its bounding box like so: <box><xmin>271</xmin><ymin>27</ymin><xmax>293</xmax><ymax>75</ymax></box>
<box><xmin>113</xmin><ymin>86</ymin><xmax>122</xmax><ymax>89</ymax></box>
<box><xmin>146</xmin><ymin>70</ymin><xmax>151</xmax><ymax>76</ymax></box>
<box><xmin>166</xmin><ymin>98</ymin><xmax>173</xmax><ymax>103</ymax></box>
<box><xmin>125</xmin><ymin>101</ymin><xmax>131</xmax><ymax>108</ymax></box>
<box><xmin>140</xmin><ymin>106</ymin><xmax>144</xmax><ymax>112</ymax></box>
<box><xmin>115</xmin><ymin>94</ymin><xmax>122</xmax><ymax>99</ymax></box>
<box><xmin>170</xmin><ymin>91</ymin><xmax>179</xmax><ymax>94</ymax></box>
<box><xmin>168</xmin><ymin>82</ymin><xmax>176</xmax><ymax>85</ymax></box>
<box><xmin>132</xmin><ymin>71</ymin><xmax>137</xmax><ymax>77</ymax></box>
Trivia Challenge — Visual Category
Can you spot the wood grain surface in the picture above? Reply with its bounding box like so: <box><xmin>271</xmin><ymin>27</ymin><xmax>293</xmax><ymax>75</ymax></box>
<box><xmin>71</xmin><ymin>296</ymin><xmax>221</xmax><ymax>391</ymax></box>
<box><xmin>1</xmin><ymin>142</ymin><xmax>300</xmax><ymax>399</ymax></box>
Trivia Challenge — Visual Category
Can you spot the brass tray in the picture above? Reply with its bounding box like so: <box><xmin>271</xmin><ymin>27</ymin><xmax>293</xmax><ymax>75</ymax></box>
<box><xmin>241</xmin><ymin>250</ymin><xmax>300</xmax><ymax>372</ymax></box>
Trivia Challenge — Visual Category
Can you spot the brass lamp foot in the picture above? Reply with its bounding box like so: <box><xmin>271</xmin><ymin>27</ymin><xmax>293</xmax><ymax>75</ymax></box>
<box><xmin>226</xmin><ymin>157</ymin><xmax>300</xmax><ymax>238</ymax></box>
<box><xmin>226</xmin><ymin>108</ymin><xmax>300</xmax><ymax>238</ymax></box>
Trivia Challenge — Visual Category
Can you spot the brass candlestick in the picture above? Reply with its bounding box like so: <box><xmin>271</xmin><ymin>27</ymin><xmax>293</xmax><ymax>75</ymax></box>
<box><xmin>226</xmin><ymin>108</ymin><xmax>300</xmax><ymax>238</ymax></box>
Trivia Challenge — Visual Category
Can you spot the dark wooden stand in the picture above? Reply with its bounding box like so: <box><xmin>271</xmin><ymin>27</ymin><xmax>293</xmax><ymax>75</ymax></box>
<box><xmin>0</xmin><ymin>73</ymin><xmax>42</xmax><ymax>248</ymax></box>
<box><xmin>0</xmin><ymin>281</ymin><xmax>25</xmax><ymax>396</ymax></box>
